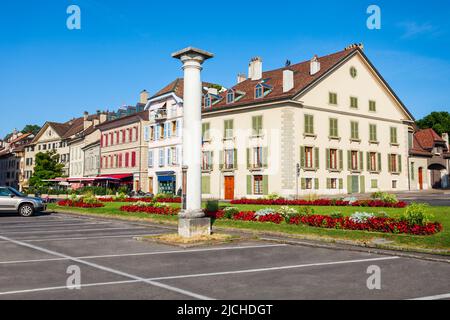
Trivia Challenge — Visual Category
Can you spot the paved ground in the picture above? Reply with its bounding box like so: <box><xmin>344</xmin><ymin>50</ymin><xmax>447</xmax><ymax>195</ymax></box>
<box><xmin>0</xmin><ymin>212</ymin><xmax>449</xmax><ymax>300</ymax></box>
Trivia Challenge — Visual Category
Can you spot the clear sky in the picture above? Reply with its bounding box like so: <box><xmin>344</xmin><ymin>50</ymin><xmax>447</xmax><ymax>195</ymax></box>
<box><xmin>0</xmin><ymin>0</ymin><xmax>449</xmax><ymax>137</ymax></box>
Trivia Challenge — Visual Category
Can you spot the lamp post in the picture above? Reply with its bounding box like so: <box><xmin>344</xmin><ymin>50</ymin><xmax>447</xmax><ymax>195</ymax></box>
<box><xmin>172</xmin><ymin>47</ymin><xmax>214</xmax><ymax>237</ymax></box>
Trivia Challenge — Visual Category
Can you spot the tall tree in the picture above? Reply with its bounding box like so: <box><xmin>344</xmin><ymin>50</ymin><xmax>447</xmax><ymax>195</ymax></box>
<box><xmin>22</xmin><ymin>124</ymin><xmax>41</xmax><ymax>136</ymax></box>
<box><xmin>29</xmin><ymin>151</ymin><xmax>64</xmax><ymax>187</ymax></box>
<box><xmin>416</xmin><ymin>111</ymin><xmax>450</xmax><ymax>135</ymax></box>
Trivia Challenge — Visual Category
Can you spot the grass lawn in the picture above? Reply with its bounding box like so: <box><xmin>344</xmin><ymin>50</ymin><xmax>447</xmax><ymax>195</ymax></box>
<box><xmin>48</xmin><ymin>202</ymin><xmax>450</xmax><ymax>254</ymax></box>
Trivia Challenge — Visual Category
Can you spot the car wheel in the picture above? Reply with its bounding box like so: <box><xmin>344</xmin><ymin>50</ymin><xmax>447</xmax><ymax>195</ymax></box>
<box><xmin>19</xmin><ymin>204</ymin><xmax>34</xmax><ymax>217</ymax></box>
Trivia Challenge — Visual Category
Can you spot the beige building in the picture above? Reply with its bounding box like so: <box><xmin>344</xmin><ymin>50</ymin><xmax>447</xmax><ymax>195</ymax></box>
<box><xmin>196</xmin><ymin>44</ymin><xmax>416</xmax><ymax>199</ymax></box>
<box><xmin>98</xmin><ymin>109</ymin><xmax>150</xmax><ymax>192</ymax></box>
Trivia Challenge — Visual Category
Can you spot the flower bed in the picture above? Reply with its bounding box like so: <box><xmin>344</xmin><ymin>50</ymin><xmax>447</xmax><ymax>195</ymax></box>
<box><xmin>230</xmin><ymin>198</ymin><xmax>407</xmax><ymax>208</ymax></box>
<box><xmin>99</xmin><ymin>197</ymin><xmax>182</xmax><ymax>203</ymax></box>
<box><xmin>207</xmin><ymin>209</ymin><xmax>442</xmax><ymax>236</ymax></box>
<box><xmin>288</xmin><ymin>214</ymin><xmax>442</xmax><ymax>235</ymax></box>
<box><xmin>119</xmin><ymin>205</ymin><xmax>180</xmax><ymax>216</ymax></box>
<box><xmin>57</xmin><ymin>200</ymin><xmax>105</xmax><ymax>208</ymax></box>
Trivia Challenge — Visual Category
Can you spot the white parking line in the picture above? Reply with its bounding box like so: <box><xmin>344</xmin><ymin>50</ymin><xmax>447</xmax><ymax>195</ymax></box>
<box><xmin>0</xmin><ymin>255</ymin><xmax>400</xmax><ymax>297</ymax></box>
<box><xmin>0</xmin><ymin>233</ymin><xmax>164</xmax><ymax>242</ymax></box>
<box><xmin>0</xmin><ymin>234</ymin><xmax>213</xmax><ymax>300</ymax></box>
<box><xmin>0</xmin><ymin>244</ymin><xmax>287</xmax><ymax>264</ymax></box>
<box><xmin>409</xmin><ymin>293</ymin><xmax>450</xmax><ymax>300</ymax></box>
<box><xmin>0</xmin><ymin>227</ymin><xmax>154</xmax><ymax>235</ymax></box>
<box><xmin>0</xmin><ymin>222</ymin><xmax>112</xmax><ymax>230</ymax></box>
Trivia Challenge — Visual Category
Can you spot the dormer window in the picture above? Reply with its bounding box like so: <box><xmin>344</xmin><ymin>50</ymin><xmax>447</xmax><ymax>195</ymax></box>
<box><xmin>227</xmin><ymin>90</ymin><xmax>235</xmax><ymax>104</ymax></box>
<box><xmin>203</xmin><ymin>93</ymin><xmax>222</xmax><ymax>108</ymax></box>
<box><xmin>255</xmin><ymin>83</ymin><xmax>272</xmax><ymax>99</ymax></box>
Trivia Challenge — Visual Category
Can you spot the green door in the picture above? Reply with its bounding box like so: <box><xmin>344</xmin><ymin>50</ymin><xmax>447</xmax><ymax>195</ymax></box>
<box><xmin>352</xmin><ymin>176</ymin><xmax>359</xmax><ymax>194</ymax></box>
<box><xmin>360</xmin><ymin>176</ymin><xmax>365</xmax><ymax>194</ymax></box>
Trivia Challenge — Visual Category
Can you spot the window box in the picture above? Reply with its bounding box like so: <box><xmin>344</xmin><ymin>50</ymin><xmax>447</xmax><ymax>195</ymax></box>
<box><xmin>369</xmin><ymin>140</ymin><xmax>379</xmax><ymax>145</ymax></box>
<box><xmin>390</xmin><ymin>143</ymin><xmax>400</xmax><ymax>147</ymax></box>
<box><xmin>303</xmin><ymin>133</ymin><xmax>317</xmax><ymax>138</ymax></box>
<box><xmin>328</xmin><ymin>136</ymin><xmax>341</xmax><ymax>141</ymax></box>
<box><xmin>350</xmin><ymin>138</ymin><xmax>361</xmax><ymax>143</ymax></box>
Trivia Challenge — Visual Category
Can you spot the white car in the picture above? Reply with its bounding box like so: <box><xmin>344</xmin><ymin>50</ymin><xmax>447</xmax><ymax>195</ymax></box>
<box><xmin>0</xmin><ymin>187</ymin><xmax>47</xmax><ymax>217</ymax></box>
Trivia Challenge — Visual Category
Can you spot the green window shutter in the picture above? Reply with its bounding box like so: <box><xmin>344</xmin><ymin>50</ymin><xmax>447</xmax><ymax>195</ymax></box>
<box><xmin>301</xmin><ymin>178</ymin><xmax>306</xmax><ymax>190</ymax></box>
<box><xmin>246</xmin><ymin>148</ymin><xmax>251</xmax><ymax>169</ymax></box>
<box><xmin>347</xmin><ymin>176</ymin><xmax>352</xmax><ymax>194</ymax></box>
<box><xmin>347</xmin><ymin>150</ymin><xmax>352</xmax><ymax>171</ymax></box>
<box><xmin>326</xmin><ymin>149</ymin><xmax>330</xmax><ymax>169</ymax></box>
<box><xmin>360</xmin><ymin>176</ymin><xmax>365</xmax><ymax>193</ymax></box>
<box><xmin>252</xmin><ymin>117</ymin><xmax>257</xmax><ymax>136</ymax></box>
<box><xmin>314</xmin><ymin>178</ymin><xmax>319</xmax><ymax>190</ymax></box>
<box><xmin>247</xmin><ymin>175</ymin><xmax>252</xmax><ymax>195</ymax></box>
<box><xmin>366</xmin><ymin>152</ymin><xmax>370</xmax><ymax>171</ymax></box>
<box><xmin>262</xmin><ymin>175</ymin><xmax>269</xmax><ymax>195</ymax></box>
<box><xmin>339</xmin><ymin>150</ymin><xmax>343</xmax><ymax>170</ymax></box>
<box><xmin>310</xmin><ymin>116</ymin><xmax>314</xmax><ymax>134</ymax></box>
<box><xmin>201</xmin><ymin>176</ymin><xmax>210</xmax><ymax>194</ymax></box>
<box><xmin>377</xmin><ymin>153</ymin><xmax>382</xmax><ymax>172</ymax></box>
<box><xmin>314</xmin><ymin>148</ymin><xmax>319</xmax><ymax>169</ymax></box>
<box><xmin>359</xmin><ymin>151</ymin><xmax>364</xmax><ymax>171</ymax></box>
<box><xmin>300</xmin><ymin>146</ymin><xmax>305</xmax><ymax>168</ymax></box>
<box><xmin>233</xmin><ymin>149</ymin><xmax>238</xmax><ymax>169</ymax></box>
<box><xmin>223</xmin><ymin>120</ymin><xmax>228</xmax><ymax>137</ymax></box>
<box><xmin>262</xmin><ymin>147</ymin><xmax>268</xmax><ymax>168</ymax></box>
<box><xmin>335</xmin><ymin>119</ymin><xmax>339</xmax><ymax>137</ymax></box>
<box><xmin>326</xmin><ymin>178</ymin><xmax>331</xmax><ymax>189</ymax></box>
<box><xmin>387</xmin><ymin>154</ymin><xmax>392</xmax><ymax>173</ymax></box>
<box><xmin>398</xmin><ymin>155</ymin><xmax>402</xmax><ymax>173</ymax></box>
<box><xmin>411</xmin><ymin>162</ymin><xmax>415</xmax><ymax>180</ymax></box>
<box><xmin>339</xmin><ymin>178</ymin><xmax>343</xmax><ymax>190</ymax></box>
<box><xmin>210</xmin><ymin>151</ymin><xmax>214</xmax><ymax>170</ymax></box>
<box><xmin>219</xmin><ymin>150</ymin><xmax>224</xmax><ymax>170</ymax></box>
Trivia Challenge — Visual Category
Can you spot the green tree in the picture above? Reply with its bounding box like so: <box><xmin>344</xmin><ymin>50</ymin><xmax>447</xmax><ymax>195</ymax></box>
<box><xmin>29</xmin><ymin>151</ymin><xmax>64</xmax><ymax>187</ymax></box>
<box><xmin>416</xmin><ymin>112</ymin><xmax>450</xmax><ymax>135</ymax></box>
<box><xmin>22</xmin><ymin>124</ymin><xmax>41</xmax><ymax>136</ymax></box>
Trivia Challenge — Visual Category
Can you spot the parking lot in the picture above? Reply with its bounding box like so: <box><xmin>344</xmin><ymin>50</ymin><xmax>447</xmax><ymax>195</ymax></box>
<box><xmin>0</xmin><ymin>212</ymin><xmax>449</xmax><ymax>300</ymax></box>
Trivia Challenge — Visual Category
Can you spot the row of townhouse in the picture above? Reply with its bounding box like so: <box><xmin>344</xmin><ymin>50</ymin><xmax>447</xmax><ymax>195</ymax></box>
<box><xmin>144</xmin><ymin>44</ymin><xmax>450</xmax><ymax>199</ymax></box>
<box><xmin>8</xmin><ymin>44</ymin><xmax>449</xmax><ymax>197</ymax></box>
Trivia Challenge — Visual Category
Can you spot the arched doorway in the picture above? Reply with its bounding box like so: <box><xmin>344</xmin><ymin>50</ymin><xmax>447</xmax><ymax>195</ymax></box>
<box><xmin>428</xmin><ymin>163</ymin><xmax>446</xmax><ymax>189</ymax></box>
<box><xmin>418</xmin><ymin>167</ymin><xmax>423</xmax><ymax>190</ymax></box>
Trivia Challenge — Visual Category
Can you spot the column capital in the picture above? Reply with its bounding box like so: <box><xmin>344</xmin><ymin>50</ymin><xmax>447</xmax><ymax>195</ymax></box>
<box><xmin>172</xmin><ymin>47</ymin><xmax>214</xmax><ymax>65</ymax></box>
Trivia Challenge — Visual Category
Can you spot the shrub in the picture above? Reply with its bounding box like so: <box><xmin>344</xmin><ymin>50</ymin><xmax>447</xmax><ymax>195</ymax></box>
<box><xmin>350</xmin><ymin>212</ymin><xmax>375</xmax><ymax>223</ymax></box>
<box><xmin>371</xmin><ymin>192</ymin><xmax>398</xmax><ymax>204</ymax></box>
<box><xmin>330</xmin><ymin>212</ymin><xmax>343</xmax><ymax>219</ymax></box>
<box><xmin>265</xmin><ymin>193</ymin><xmax>281</xmax><ymax>200</ymax></box>
<box><xmin>82</xmin><ymin>196</ymin><xmax>101</xmax><ymax>205</ymax></box>
<box><xmin>255</xmin><ymin>208</ymin><xmax>277</xmax><ymax>217</ymax></box>
<box><xmin>298</xmin><ymin>206</ymin><xmax>315</xmax><ymax>216</ymax></box>
<box><xmin>222</xmin><ymin>207</ymin><xmax>239</xmax><ymax>219</ymax></box>
<box><xmin>401</xmin><ymin>203</ymin><xmax>433</xmax><ymax>226</ymax></box>
<box><xmin>206</xmin><ymin>200</ymin><xmax>219</xmax><ymax>213</ymax></box>
<box><xmin>278</xmin><ymin>206</ymin><xmax>299</xmax><ymax>223</ymax></box>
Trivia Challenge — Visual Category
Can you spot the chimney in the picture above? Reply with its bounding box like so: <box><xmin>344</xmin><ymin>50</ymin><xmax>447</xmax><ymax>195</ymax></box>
<box><xmin>83</xmin><ymin>111</ymin><xmax>92</xmax><ymax>130</ymax></box>
<box><xmin>310</xmin><ymin>55</ymin><xmax>321</xmax><ymax>76</ymax></box>
<box><xmin>443</xmin><ymin>133</ymin><xmax>449</xmax><ymax>150</ymax></box>
<box><xmin>140</xmin><ymin>90</ymin><xmax>149</xmax><ymax>104</ymax></box>
<box><xmin>99</xmin><ymin>112</ymin><xmax>107</xmax><ymax>124</ymax></box>
<box><xmin>248</xmin><ymin>57</ymin><xmax>262</xmax><ymax>81</ymax></box>
<box><xmin>207</xmin><ymin>87</ymin><xmax>218</xmax><ymax>95</ymax></box>
<box><xmin>237</xmin><ymin>73</ymin><xmax>246</xmax><ymax>84</ymax></box>
<box><xmin>283</xmin><ymin>69</ymin><xmax>294</xmax><ymax>93</ymax></box>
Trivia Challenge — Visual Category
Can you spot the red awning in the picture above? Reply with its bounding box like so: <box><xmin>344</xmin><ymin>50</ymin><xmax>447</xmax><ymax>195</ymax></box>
<box><xmin>67</xmin><ymin>177</ymin><xmax>97</xmax><ymax>182</ymax></box>
<box><xmin>97</xmin><ymin>174</ymin><xmax>133</xmax><ymax>180</ymax></box>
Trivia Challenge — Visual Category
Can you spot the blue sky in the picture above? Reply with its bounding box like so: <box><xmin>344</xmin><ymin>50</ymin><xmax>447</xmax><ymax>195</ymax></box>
<box><xmin>0</xmin><ymin>0</ymin><xmax>449</xmax><ymax>137</ymax></box>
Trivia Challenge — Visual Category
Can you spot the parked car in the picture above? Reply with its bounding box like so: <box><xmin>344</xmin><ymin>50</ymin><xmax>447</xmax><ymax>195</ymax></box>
<box><xmin>0</xmin><ymin>187</ymin><xmax>47</xmax><ymax>217</ymax></box>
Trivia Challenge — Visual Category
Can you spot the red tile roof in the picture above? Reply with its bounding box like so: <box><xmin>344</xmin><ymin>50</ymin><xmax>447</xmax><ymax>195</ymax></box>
<box><xmin>414</xmin><ymin>128</ymin><xmax>446</xmax><ymax>150</ymax></box>
<box><xmin>206</xmin><ymin>47</ymin><xmax>359</xmax><ymax>111</ymax></box>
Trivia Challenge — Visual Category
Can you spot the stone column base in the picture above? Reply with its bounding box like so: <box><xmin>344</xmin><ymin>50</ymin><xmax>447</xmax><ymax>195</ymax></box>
<box><xmin>178</xmin><ymin>217</ymin><xmax>211</xmax><ymax>238</ymax></box>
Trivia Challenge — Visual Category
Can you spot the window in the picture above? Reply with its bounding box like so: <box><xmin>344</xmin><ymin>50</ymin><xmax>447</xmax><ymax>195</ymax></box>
<box><xmin>350</xmin><ymin>97</ymin><xmax>358</xmax><ymax>109</ymax></box>
<box><xmin>388</xmin><ymin>154</ymin><xmax>401</xmax><ymax>173</ymax></box>
<box><xmin>166</xmin><ymin>148</ymin><xmax>172</xmax><ymax>166</ymax></box>
<box><xmin>305</xmin><ymin>147</ymin><xmax>313</xmax><ymax>168</ymax></box>
<box><xmin>224</xmin><ymin>120</ymin><xmax>234</xmax><ymax>139</ymax></box>
<box><xmin>224</xmin><ymin>149</ymin><xmax>236</xmax><ymax>170</ymax></box>
<box><xmin>202</xmin><ymin>151</ymin><xmax>213</xmax><ymax>171</ymax></box>
<box><xmin>390</xmin><ymin>127</ymin><xmax>398</xmax><ymax>144</ymax></box>
<box><xmin>329</xmin><ymin>118</ymin><xmax>338</xmax><ymax>138</ymax></box>
<box><xmin>253</xmin><ymin>175</ymin><xmax>263</xmax><ymax>195</ymax></box>
<box><xmin>328</xmin><ymin>149</ymin><xmax>338</xmax><ymax>170</ymax></box>
<box><xmin>158</xmin><ymin>149</ymin><xmax>164</xmax><ymax>167</ymax></box>
<box><xmin>369</xmin><ymin>124</ymin><xmax>377</xmax><ymax>142</ymax></box>
<box><xmin>163</xmin><ymin>122</ymin><xmax>169</xmax><ymax>139</ymax></box>
<box><xmin>255</xmin><ymin>84</ymin><xmax>263</xmax><ymax>99</ymax></box>
<box><xmin>148</xmin><ymin>151</ymin><xmax>153</xmax><ymax>168</ymax></box>
<box><xmin>369</xmin><ymin>100</ymin><xmax>376</xmax><ymax>112</ymax></box>
<box><xmin>227</xmin><ymin>90</ymin><xmax>235</xmax><ymax>104</ymax></box>
<box><xmin>351</xmin><ymin>151</ymin><xmax>359</xmax><ymax>171</ymax></box>
<box><xmin>158</xmin><ymin>124</ymin><xmax>164</xmax><ymax>140</ymax></box>
<box><xmin>204</xmin><ymin>95</ymin><xmax>212</xmax><ymax>108</ymax></box>
<box><xmin>254</xmin><ymin>147</ymin><xmax>263</xmax><ymax>168</ymax></box>
<box><xmin>350</xmin><ymin>121</ymin><xmax>359</xmax><ymax>140</ymax></box>
<box><xmin>368</xmin><ymin>152</ymin><xmax>378</xmax><ymax>172</ymax></box>
<box><xmin>371</xmin><ymin>179</ymin><xmax>378</xmax><ymax>189</ymax></box>
<box><xmin>150</xmin><ymin>126</ymin><xmax>155</xmax><ymax>141</ymax></box>
<box><xmin>305</xmin><ymin>178</ymin><xmax>313</xmax><ymax>190</ymax></box>
<box><xmin>350</xmin><ymin>67</ymin><xmax>357</xmax><ymax>78</ymax></box>
<box><xmin>329</xmin><ymin>92</ymin><xmax>338</xmax><ymax>105</ymax></box>
<box><xmin>125</xmin><ymin>153</ymin><xmax>129</xmax><ymax>167</ymax></box>
<box><xmin>327</xmin><ymin>178</ymin><xmax>338</xmax><ymax>189</ymax></box>
<box><xmin>408</xmin><ymin>131</ymin><xmax>413</xmax><ymax>149</ymax></box>
<box><xmin>392</xmin><ymin>180</ymin><xmax>397</xmax><ymax>189</ymax></box>
<box><xmin>252</xmin><ymin>116</ymin><xmax>263</xmax><ymax>136</ymax></box>
<box><xmin>171</xmin><ymin>121</ymin><xmax>177</xmax><ymax>137</ymax></box>
<box><xmin>304</xmin><ymin>114</ymin><xmax>314</xmax><ymax>135</ymax></box>
<box><xmin>202</xmin><ymin>123</ymin><xmax>210</xmax><ymax>141</ymax></box>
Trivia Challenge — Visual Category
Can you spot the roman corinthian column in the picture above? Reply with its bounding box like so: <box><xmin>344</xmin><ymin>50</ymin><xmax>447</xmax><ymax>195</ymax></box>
<box><xmin>172</xmin><ymin>47</ymin><xmax>214</xmax><ymax>237</ymax></box>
